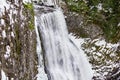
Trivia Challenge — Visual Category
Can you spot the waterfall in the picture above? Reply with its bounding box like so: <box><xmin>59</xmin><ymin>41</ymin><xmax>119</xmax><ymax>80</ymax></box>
<box><xmin>35</xmin><ymin>0</ymin><xmax>93</xmax><ymax>79</ymax></box>
<box><xmin>41</xmin><ymin>0</ymin><xmax>58</xmax><ymax>6</ymax></box>
<box><xmin>35</xmin><ymin>7</ymin><xmax>93</xmax><ymax>80</ymax></box>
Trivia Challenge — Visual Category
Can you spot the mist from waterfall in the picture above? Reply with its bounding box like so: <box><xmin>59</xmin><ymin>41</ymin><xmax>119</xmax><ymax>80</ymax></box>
<box><xmin>35</xmin><ymin>6</ymin><xmax>93</xmax><ymax>80</ymax></box>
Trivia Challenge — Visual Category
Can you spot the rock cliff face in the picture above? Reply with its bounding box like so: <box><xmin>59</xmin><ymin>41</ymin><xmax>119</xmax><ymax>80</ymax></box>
<box><xmin>66</xmin><ymin>13</ymin><xmax>104</xmax><ymax>39</ymax></box>
<box><xmin>0</xmin><ymin>0</ymin><xmax>38</xmax><ymax>79</ymax></box>
<box><xmin>60</xmin><ymin>2</ymin><xmax>103</xmax><ymax>39</ymax></box>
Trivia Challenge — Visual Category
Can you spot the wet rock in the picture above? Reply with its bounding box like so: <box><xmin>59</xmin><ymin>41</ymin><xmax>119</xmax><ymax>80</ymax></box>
<box><xmin>65</xmin><ymin>12</ymin><xmax>104</xmax><ymax>39</ymax></box>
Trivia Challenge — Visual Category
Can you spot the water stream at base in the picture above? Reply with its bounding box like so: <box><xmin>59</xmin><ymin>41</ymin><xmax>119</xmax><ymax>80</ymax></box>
<box><xmin>35</xmin><ymin>6</ymin><xmax>93</xmax><ymax>80</ymax></box>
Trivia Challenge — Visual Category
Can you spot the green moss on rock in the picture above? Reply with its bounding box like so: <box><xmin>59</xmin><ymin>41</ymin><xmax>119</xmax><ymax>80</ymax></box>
<box><xmin>23</xmin><ymin>2</ymin><xmax>35</xmax><ymax>30</ymax></box>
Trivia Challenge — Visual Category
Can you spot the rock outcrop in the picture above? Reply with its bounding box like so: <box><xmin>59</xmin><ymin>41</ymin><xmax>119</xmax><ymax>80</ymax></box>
<box><xmin>0</xmin><ymin>1</ymin><xmax>38</xmax><ymax>79</ymax></box>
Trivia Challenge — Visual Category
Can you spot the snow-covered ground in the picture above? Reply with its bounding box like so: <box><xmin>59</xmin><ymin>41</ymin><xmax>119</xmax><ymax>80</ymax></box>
<box><xmin>69</xmin><ymin>34</ymin><xmax>119</xmax><ymax>79</ymax></box>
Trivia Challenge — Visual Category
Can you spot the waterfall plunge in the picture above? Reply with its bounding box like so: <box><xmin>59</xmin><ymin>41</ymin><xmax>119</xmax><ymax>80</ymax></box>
<box><xmin>35</xmin><ymin>8</ymin><xmax>93</xmax><ymax>80</ymax></box>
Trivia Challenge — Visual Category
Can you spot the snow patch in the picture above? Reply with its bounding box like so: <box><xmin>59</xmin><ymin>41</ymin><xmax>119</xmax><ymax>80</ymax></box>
<box><xmin>37</xmin><ymin>67</ymin><xmax>48</xmax><ymax>80</ymax></box>
<box><xmin>4</xmin><ymin>45</ymin><xmax>11</xmax><ymax>59</ymax></box>
<box><xmin>0</xmin><ymin>0</ymin><xmax>9</xmax><ymax>12</ymax></box>
<box><xmin>2</xmin><ymin>30</ymin><xmax>6</xmax><ymax>38</ymax></box>
<box><xmin>69</xmin><ymin>33</ymin><xmax>85</xmax><ymax>48</ymax></box>
<box><xmin>1</xmin><ymin>70</ymin><xmax>7</xmax><ymax>80</ymax></box>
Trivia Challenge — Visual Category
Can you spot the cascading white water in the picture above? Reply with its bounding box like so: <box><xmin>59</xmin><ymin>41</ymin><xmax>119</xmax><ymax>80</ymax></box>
<box><xmin>36</xmin><ymin>7</ymin><xmax>93</xmax><ymax>80</ymax></box>
<box><xmin>41</xmin><ymin>0</ymin><xmax>58</xmax><ymax>6</ymax></box>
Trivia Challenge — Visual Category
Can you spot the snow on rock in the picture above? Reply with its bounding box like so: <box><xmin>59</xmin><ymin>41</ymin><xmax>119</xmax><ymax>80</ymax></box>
<box><xmin>2</xmin><ymin>30</ymin><xmax>6</xmax><ymax>38</ymax></box>
<box><xmin>23</xmin><ymin>0</ymin><xmax>32</xmax><ymax>3</ymax></box>
<box><xmin>82</xmin><ymin>38</ymin><xmax>119</xmax><ymax>79</ymax></box>
<box><xmin>69</xmin><ymin>33</ymin><xmax>85</xmax><ymax>48</ymax></box>
<box><xmin>1</xmin><ymin>70</ymin><xmax>7</xmax><ymax>80</ymax></box>
<box><xmin>0</xmin><ymin>0</ymin><xmax>9</xmax><ymax>12</ymax></box>
<box><xmin>37</xmin><ymin>67</ymin><xmax>48</xmax><ymax>80</ymax></box>
<box><xmin>4</xmin><ymin>45</ymin><xmax>11</xmax><ymax>59</ymax></box>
